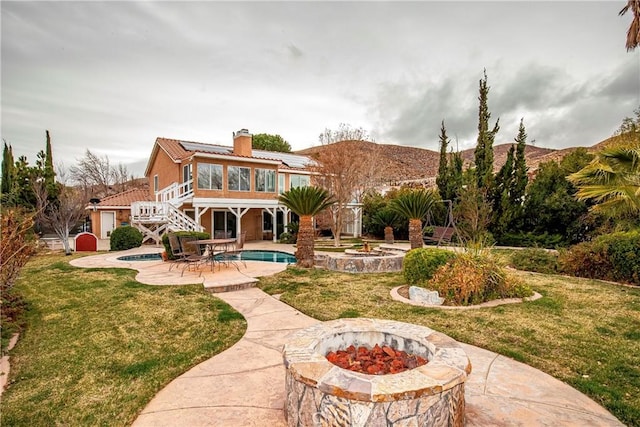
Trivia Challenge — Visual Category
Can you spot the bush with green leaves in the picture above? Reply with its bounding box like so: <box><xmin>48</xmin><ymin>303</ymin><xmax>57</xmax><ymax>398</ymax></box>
<box><xmin>403</xmin><ymin>248</ymin><xmax>456</xmax><ymax>285</ymax></box>
<box><xmin>560</xmin><ymin>230</ymin><xmax>640</xmax><ymax>285</ymax></box>
<box><xmin>509</xmin><ymin>248</ymin><xmax>559</xmax><ymax>274</ymax></box>
<box><xmin>429</xmin><ymin>252</ymin><xmax>532</xmax><ymax>306</ymax></box>
<box><xmin>279</xmin><ymin>232</ymin><xmax>295</xmax><ymax>244</ymax></box>
<box><xmin>109</xmin><ymin>226</ymin><xmax>143</xmax><ymax>251</ymax></box>
<box><xmin>161</xmin><ymin>231</ymin><xmax>210</xmax><ymax>260</ymax></box>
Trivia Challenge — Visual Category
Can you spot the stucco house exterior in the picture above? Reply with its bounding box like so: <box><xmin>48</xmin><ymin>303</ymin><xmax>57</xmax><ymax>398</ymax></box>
<box><xmin>88</xmin><ymin>129</ymin><xmax>362</xmax><ymax>245</ymax></box>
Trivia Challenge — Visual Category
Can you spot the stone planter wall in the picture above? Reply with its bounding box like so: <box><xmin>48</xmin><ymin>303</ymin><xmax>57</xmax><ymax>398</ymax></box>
<box><xmin>314</xmin><ymin>252</ymin><xmax>404</xmax><ymax>273</ymax></box>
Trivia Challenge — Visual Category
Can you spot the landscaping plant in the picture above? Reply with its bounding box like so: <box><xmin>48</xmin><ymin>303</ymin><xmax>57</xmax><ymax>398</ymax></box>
<box><xmin>109</xmin><ymin>226</ymin><xmax>143</xmax><ymax>251</ymax></box>
<box><xmin>428</xmin><ymin>252</ymin><xmax>532</xmax><ymax>305</ymax></box>
<box><xmin>403</xmin><ymin>248</ymin><xmax>456</xmax><ymax>285</ymax></box>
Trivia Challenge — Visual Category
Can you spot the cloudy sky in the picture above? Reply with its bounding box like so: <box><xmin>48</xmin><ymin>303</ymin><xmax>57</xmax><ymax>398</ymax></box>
<box><xmin>2</xmin><ymin>1</ymin><xmax>638</xmax><ymax>177</ymax></box>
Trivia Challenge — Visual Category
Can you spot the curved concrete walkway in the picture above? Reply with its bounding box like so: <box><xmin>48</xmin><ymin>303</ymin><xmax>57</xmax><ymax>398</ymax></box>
<box><xmin>71</xmin><ymin>246</ymin><xmax>623</xmax><ymax>426</ymax></box>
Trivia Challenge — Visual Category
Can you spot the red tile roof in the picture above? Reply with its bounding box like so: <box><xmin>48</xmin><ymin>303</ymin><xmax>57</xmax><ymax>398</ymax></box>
<box><xmin>96</xmin><ymin>188</ymin><xmax>152</xmax><ymax>207</ymax></box>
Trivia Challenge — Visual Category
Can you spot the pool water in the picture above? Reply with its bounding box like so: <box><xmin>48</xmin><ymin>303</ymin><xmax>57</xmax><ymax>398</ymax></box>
<box><xmin>117</xmin><ymin>253</ymin><xmax>163</xmax><ymax>261</ymax></box>
<box><xmin>214</xmin><ymin>250</ymin><xmax>296</xmax><ymax>264</ymax></box>
<box><xmin>117</xmin><ymin>250</ymin><xmax>296</xmax><ymax>264</ymax></box>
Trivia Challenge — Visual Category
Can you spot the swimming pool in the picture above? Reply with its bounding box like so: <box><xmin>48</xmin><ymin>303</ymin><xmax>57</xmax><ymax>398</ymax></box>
<box><xmin>117</xmin><ymin>250</ymin><xmax>296</xmax><ymax>264</ymax></box>
<box><xmin>214</xmin><ymin>250</ymin><xmax>296</xmax><ymax>264</ymax></box>
<box><xmin>117</xmin><ymin>253</ymin><xmax>163</xmax><ymax>261</ymax></box>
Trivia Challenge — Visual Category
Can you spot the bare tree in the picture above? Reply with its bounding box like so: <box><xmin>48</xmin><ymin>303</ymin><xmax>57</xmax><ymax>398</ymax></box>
<box><xmin>69</xmin><ymin>149</ymin><xmax>113</xmax><ymax>197</ymax></box>
<box><xmin>34</xmin><ymin>180</ymin><xmax>87</xmax><ymax>255</ymax></box>
<box><xmin>312</xmin><ymin>124</ymin><xmax>380</xmax><ymax>247</ymax></box>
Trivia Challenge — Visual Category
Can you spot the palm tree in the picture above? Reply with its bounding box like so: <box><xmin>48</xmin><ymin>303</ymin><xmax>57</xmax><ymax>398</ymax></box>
<box><xmin>620</xmin><ymin>0</ymin><xmax>640</xmax><ymax>51</ymax></box>
<box><xmin>371</xmin><ymin>208</ymin><xmax>401</xmax><ymax>244</ymax></box>
<box><xmin>568</xmin><ymin>143</ymin><xmax>640</xmax><ymax>216</ymax></box>
<box><xmin>279</xmin><ymin>186</ymin><xmax>335</xmax><ymax>267</ymax></box>
<box><xmin>390</xmin><ymin>189</ymin><xmax>438</xmax><ymax>249</ymax></box>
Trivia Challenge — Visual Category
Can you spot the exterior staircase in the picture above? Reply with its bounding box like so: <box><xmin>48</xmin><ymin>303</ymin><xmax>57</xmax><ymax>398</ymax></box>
<box><xmin>130</xmin><ymin>180</ymin><xmax>203</xmax><ymax>244</ymax></box>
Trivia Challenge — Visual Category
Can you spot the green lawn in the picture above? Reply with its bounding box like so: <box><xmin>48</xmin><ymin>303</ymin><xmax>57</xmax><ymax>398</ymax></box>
<box><xmin>3</xmin><ymin>252</ymin><xmax>640</xmax><ymax>426</ymax></box>
<box><xmin>258</xmin><ymin>267</ymin><xmax>640</xmax><ymax>427</ymax></box>
<box><xmin>1</xmin><ymin>254</ymin><xmax>246</xmax><ymax>426</ymax></box>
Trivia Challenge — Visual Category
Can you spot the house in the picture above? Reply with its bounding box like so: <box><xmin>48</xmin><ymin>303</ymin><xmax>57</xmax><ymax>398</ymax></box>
<box><xmin>88</xmin><ymin>188</ymin><xmax>153</xmax><ymax>239</ymax></box>
<box><xmin>89</xmin><ymin>129</ymin><xmax>363</xmax><ymax>245</ymax></box>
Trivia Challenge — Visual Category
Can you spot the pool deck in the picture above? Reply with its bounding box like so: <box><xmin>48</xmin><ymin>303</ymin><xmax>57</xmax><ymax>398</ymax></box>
<box><xmin>71</xmin><ymin>242</ymin><xmax>297</xmax><ymax>293</ymax></box>
<box><xmin>69</xmin><ymin>242</ymin><xmax>624</xmax><ymax>426</ymax></box>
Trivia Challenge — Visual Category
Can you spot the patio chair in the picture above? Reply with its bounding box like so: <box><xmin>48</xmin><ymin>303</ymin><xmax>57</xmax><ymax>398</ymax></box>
<box><xmin>179</xmin><ymin>236</ymin><xmax>210</xmax><ymax>276</ymax></box>
<box><xmin>168</xmin><ymin>233</ymin><xmax>190</xmax><ymax>271</ymax></box>
<box><xmin>217</xmin><ymin>232</ymin><xmax>246</xmax><ymax>271</ymax></box>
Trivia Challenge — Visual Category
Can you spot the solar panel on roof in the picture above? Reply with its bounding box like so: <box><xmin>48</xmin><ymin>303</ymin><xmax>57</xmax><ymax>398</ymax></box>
<box><xmin>252</xmin><ymin>150</ymin><xmax>314</xmax><ymax>168</ymax></box>
<box><xmin>180</xmin><ymin>141</ymin><xmax>231</xmax><ymax>154</ymax></box>
<box><xmin>178</xmin><ymin>141</ymin><xmax>314</xmax><ymax>168</ymax></box>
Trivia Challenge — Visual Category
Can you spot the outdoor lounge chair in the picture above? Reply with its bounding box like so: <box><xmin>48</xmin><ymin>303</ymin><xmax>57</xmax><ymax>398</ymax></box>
<box><xmin>217</xmin><ymin>232</ymin><xmax>246</xmax><ymax>271</ymax></box>
<box><xmin>168</xmin><ymin>233</ymin><xmax>190</xmax><ymax>271</ymax></box>
<box><xmin>179</xmin><ymin>236</ymin><xmax>210</xmax><ymax>276</ymax></box>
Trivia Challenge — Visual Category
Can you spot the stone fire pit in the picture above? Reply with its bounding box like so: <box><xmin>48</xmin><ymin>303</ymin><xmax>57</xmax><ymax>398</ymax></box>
<box><xmin>283</xmin><ymin>318</ymin><xmax>471</xmax><ymax>426</ymax></box>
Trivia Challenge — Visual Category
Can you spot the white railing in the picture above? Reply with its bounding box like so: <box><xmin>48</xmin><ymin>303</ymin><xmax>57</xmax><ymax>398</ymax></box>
<box><xmin>155</xmin><ymin>180</ymin><xmax>194</xmax><ymax>207</ymax></box>
<box><xmin>131</xmin><ymin>201</ymin><xmax>203</xmax><ymax>233</ymax></box>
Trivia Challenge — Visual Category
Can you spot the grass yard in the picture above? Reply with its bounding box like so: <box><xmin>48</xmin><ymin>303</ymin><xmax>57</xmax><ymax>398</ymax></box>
<box><xmin>258</xmin><ymin>267</ymin><xmax>640</xmax><ymax>426</ymax></box>
<box><xmin>1</xmin><ymin>254</ymin><xmax>246</xmax><ymax>427</ymax></box>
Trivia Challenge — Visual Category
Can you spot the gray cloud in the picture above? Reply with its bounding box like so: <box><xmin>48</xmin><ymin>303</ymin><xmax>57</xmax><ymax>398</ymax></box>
<box><xmin>2</xmin><ymin>1</ymin><xmax>636</xmax><ymax>177</ymax></box>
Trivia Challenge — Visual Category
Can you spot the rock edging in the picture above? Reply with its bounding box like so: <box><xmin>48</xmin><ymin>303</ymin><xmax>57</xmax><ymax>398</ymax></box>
<box><xmin>390</xmin><ymin>286</ymin><xmax>542</xmax><ymax>310</ymax></box>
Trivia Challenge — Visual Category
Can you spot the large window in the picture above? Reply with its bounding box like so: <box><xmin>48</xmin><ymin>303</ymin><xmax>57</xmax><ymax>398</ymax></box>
<box><xmin>255</xmin><ymin>168</ymin><xmax>276</xmax><ymax>192</ymax></box>
<box><xmin>197</xmin><ymin>163</ymin><xmax>223</xmax><ymax>190</ymax></box>
<box><xmin>228</xmin><ymin>166</ymin><xmax>251</xmax><ymax>191</ymax></box>
<box><xmin>290</xmin><ymin>174</ymin><xmax>310</xmax><ymax>189</ymax></box>
<box><xmin>278</xmin><ymin>173</ymin><xmax>285</xmax><ymax>194</ymax></box>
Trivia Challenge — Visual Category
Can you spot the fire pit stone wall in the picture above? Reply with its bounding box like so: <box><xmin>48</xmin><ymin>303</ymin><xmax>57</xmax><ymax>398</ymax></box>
<box><xmin>283</xmin><ymin>318</ymin><xmax>471</xmax><ymax>426</ymax></box>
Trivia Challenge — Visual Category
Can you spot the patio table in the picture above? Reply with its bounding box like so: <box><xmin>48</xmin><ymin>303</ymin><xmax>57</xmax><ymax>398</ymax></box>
<box><xmin>188</xmin><ymin>238</ymin><xmax>238</xmax><ymax>271</ymax></box>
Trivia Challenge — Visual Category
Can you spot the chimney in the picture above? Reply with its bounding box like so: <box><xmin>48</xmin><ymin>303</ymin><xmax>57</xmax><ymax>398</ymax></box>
<box><xmin>233</xmin><ymin>128</ymin><xmax>252</xmax><ymax>157</ymax></box>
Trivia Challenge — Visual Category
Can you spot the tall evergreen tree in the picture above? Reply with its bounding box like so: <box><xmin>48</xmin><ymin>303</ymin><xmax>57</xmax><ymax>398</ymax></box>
<box><xmin>1</xmin><ymin>142</ymin><xmax>15</xmax><ymax>204</ymax></box>
<box><xmin>512</xmin><ymin>119</ymin><xmax>528</xmax><ymax>206</ymax></box>
<box><xmin>436</xmin><ymin>120</ymin><xmax>450</xmax><ymax>201</ymax></box>
<box><xmin>44</xmin><ymin>130</ymin><xmax>56</xmax><ymax>195</ymax></box>
<box><xmin>491</xmin><ymin>146</ymin><xmax>515</xmax><ymax>237</ymax></box>
<box><xmin>474</xmin><ymin>70</ymin><xmax>500</xmax><ymax>190</ymax></box>
<box><xmin>448</xmin><ymin>150</ymin><xmax>464</xmax><ymax>203</ymax></box>
<box><xmin>436</xmin><ymin>121</ymin><xmax>464</xmax><ymax>203</ymax></box>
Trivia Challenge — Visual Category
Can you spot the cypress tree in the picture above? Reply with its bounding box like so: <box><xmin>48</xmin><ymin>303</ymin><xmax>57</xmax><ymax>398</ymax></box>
<box><xmin>512</xmin><ymin>119</ymin><xmax>528</xmax><ymax>206</ymax></box>
<box><xmin>0</xmin><ymin>141</ymin><xmax>16</xmax><ymax>204</ymax></box>
<box><xmin>436</xmin><ymin>120</ymin><xmax>450</xmax><ymax>201</ymax></box>
<box><xmin>474</xmin><ymin>70</ymin><xmax>500</xmax><ymax>190</ymax></box>
<box><xmin>43</xmin><ymin>130</ymin><xmax>58</xmax><ymax>199</ymax></box>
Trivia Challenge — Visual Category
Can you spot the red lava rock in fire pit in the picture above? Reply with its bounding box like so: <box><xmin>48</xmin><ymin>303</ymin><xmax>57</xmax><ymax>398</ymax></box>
<box><xmin>326</xmin><ymin>344</ymin><xmax>427</xmax><ymax>375</ymax></box>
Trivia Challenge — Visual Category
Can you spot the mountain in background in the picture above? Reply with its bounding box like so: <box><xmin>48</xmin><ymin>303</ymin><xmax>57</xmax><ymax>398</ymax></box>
<box><xmin>297</xmin><ymin>137</ymin><xmax>609</xmax><ymax>185</ymax></box>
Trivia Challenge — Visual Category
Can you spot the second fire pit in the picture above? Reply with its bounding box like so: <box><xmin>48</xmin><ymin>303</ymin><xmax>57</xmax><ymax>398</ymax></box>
<box><xmin>283</xmin><ymin>318</ymin><xmax>471</xmax><ymax>426</ymax></box>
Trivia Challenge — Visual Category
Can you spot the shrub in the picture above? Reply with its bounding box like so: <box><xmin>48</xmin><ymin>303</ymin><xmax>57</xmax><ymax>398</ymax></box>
<box><xmin>403</xmin><ymin>248</ymin><xmax>456</xmax><ymax>285</ymax></box>
<box><xmin>109</xmin><ymin>226</ymin><xmax>143</xmax><ymax>251</ymax></box>
<box><xmin>509</xmin><ymin>248</ymin><xmax>559</xmax><ymax>274</ymax></box>
<box><xmin>498</xmin><ymin>231</ymin><xmax>565</xmax><ymax>248</ymax></box>
<box><xmin>603</xmin><ymin>231</ymin><xmax>640</xmax><ymax>285</ymax></box>
<box><xmin>279</xmin><ymin>232</ymin><xmax>296</xmax><ymax>244</ymax></box>
<box><xmin>560</xmin><ymin>231</ymin><xmax>640</xmax><ymax>285</ymax></box>
<box><xmin>161</xmin><ymin>231</ymin><xmax>210</xmax><ymax>260</ymax></box>
<box><xmin>559</xmin><ymin>240</ymin><xmax>611</xmax><ymax>280</ymax></box>
<box><xmin>429</xmin><ymin>252</ymin><xmax>532</xmax><ymax>306</ymax></box>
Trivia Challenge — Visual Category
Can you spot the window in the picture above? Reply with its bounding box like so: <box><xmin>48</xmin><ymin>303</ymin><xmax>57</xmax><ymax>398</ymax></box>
<box><xmin>183</xmin><ymin>164</ymin><xmax>193</xmax><ymax>191</ymax></box>
<box><xmin>278</xmin><ymin>173</ymin><xmax>285</xmax><ymax>194</ymax></box>
<box><xmin>197</xmin><ymin>163</ymin><xmax>223</xmax><ymax>190</ymax></box>
<box><xmin>290</xmin><ymin>174</ymin><xmax>310</xmax><ymax>189</ymax></box>
<box><xmin>153</xmin><ymin>175</ymin><xmax>159</xmax><ymax>192</ymax></box>
<box><xmin>255</xmin><ymin>168</ymin><xmax>276</xmax><ymax>192</ymax></box>
<box><xmin>228</xmin><ymin>166</ymin><xmax>250</xmax><ymax>191</ymax></box>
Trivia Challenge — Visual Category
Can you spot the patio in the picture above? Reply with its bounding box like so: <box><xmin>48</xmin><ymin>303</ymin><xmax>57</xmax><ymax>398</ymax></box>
<box><xmin>70</xmin><ymin>241</ymin><xmax>297</xmax><ymax>293</ymax></box>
